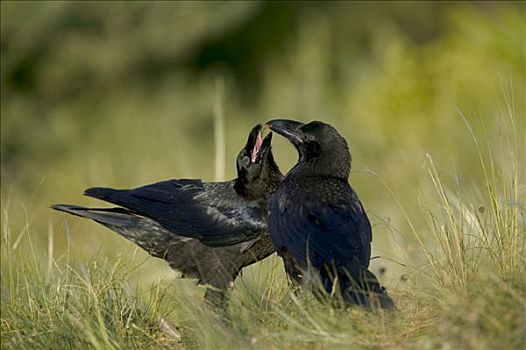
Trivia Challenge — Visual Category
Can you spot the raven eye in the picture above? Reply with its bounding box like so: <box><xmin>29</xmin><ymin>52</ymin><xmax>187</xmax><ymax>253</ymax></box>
<box><xmin>305</xmin><ymin>140</ymin><xmax>321</xmax><ymax>158</ymax></box>
<box><xmin>242</xmin><ymin>155</ymin><xmax>250</xmax><ymax>165</ymax></box>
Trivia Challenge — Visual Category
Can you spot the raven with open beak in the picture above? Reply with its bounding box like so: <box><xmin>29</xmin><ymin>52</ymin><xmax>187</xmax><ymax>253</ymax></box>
<box><xmin>53</xmin><ymin>123</ymin><xmax>282</xmax><ymax>307</ymax></box>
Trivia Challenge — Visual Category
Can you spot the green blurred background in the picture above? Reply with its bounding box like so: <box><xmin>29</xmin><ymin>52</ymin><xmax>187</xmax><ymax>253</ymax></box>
<box><xmin>1</xmin><ymin>2</ymin><xmax>525</xmax><ymax>287</ymax></box>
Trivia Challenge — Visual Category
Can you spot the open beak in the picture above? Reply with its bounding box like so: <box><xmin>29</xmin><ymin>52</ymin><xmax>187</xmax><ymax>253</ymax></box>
<box><xmin>251</xmin><ymin>124</ymin><xmax>272</xmax><ymax>163</ymax></box>
<box><xmin>245</xmin><ymin>123</ymin><xmax>273</xmax><ymax>164</ymax></box>
<box><xmin>266</xmin><ymin>119</ymin><xmax>305</xmax><ymax>146</ymax></box>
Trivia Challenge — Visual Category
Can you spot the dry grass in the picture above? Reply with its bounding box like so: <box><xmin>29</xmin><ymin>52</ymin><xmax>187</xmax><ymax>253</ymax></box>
<box><xmin>1</xmin><ymin>4</ymin><xmax>524</xmax><ymax>349</ymax></box>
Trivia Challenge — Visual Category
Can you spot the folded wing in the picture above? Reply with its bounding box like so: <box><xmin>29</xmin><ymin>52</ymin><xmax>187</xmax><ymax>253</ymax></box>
<box><xmin>85</xmin><ymin>179</ymin><xmax>266</xmax><ymax>246</ymax></box>
<box><xmin>269</xmin><ymin>181</ymin><xmax>371</xmax><ymax>269</ymax></box>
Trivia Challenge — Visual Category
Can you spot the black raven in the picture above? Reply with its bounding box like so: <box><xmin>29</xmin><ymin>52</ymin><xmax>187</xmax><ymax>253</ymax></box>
<box><xmin>266</xmin><ymin>119</ymin><xmax>395</xmax><ymax>309</ymax></box>
<box><xmin>53</xmin><ymin>124</ymin><xmax>282</xmax><ymax>306</ymax></box>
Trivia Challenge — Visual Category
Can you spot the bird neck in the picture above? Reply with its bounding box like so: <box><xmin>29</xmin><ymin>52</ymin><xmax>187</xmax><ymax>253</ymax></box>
<box><xmin>234</xmin><ymin>152</ymin><xmax>283</xmax><ymax>202</ymax></box>
<box><xmin>291</xmin><ymin>149</ymin><xmax>351</xmax><ymax>180</ymax></box>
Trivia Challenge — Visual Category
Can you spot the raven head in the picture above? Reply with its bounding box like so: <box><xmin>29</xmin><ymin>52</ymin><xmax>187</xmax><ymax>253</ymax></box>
<box><xmin>234</xmin><ymin>123</ymin><xmax>283</xmax><ymax>200</ymax></box>
<box><xmin>267</xmin><ymin>119</ymin><xmax>351</xmax><ymax>179</ymax></box>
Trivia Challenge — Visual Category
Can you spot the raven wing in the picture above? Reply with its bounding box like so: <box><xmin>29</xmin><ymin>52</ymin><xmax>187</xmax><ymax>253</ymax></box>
<box><xmin>52</xmin><ymin>204</ymin><xmax>275</xmax><ymax>290</ymax></box>
<box><xmin>268</xmin><ymin>177</ymin><xmax>372</xmax><ymax>268</ymax></box>
<box><xmin>85</xmin><ymin>179</ymin><xmax>266</xmax><ymax>246</ymax></box>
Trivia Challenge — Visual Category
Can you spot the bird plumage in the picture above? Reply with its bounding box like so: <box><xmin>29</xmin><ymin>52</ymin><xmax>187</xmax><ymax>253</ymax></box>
<box><xmin>53</xmin><ymin>124</ymin><xmax>282</xmax><ymax>306</ymax></box>
<box><xmin>84</xmin><ymin>179</ymin><xmax>267</xmax><ymax>247</ymax></box>
<box><xmin>52</xmin><ymin>204</ymin><xmax>273</xmax><ymax>289</ymax></box>
<box><xmin>268</xmin><ymin>176</ymin><xmax>371</xmax><ymax>270</ymax></box>
<box><xmin>267</xmin><ymin>119</ymin><xmax>395</xmax><ymax>309</ymax></box>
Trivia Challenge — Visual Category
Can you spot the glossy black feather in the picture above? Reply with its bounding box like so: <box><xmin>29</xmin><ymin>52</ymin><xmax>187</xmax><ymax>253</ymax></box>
<box><xmin>268</xmin><ymin>176</ymin><xmax>371</xmax><ymax>269</ymax></box>
<box><xmin>53</xmin><ymin>123</ymin><xmax>283</xmax><ymax>307</ymax></box>
<box><xmin>267</xmin><ymin>119</ymin><xmax>395</xmax><ymax>309</ymax></box>
<box><xmin>85</xmin><ymin>179</ymin><xmax>267</xmax><ymax>247</ymax></box>
<box><xmin>52</xmin><ymin>204</ymin><xmax>274</xmax><ymax>291</ymax></box>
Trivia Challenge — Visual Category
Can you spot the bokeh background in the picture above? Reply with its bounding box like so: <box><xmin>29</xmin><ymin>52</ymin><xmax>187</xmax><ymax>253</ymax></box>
<box><xmin>1</xmin><ymin>1</ymin><xmax>525</xmax><ymax>294</ymax></box>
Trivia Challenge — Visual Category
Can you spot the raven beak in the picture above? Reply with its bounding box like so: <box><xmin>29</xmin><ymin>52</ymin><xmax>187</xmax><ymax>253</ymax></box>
<box><xmin>248</xmin><ymin>124</ymin><xmax>273</xmax><ymax>163</ymax></box>
<box><xmin>252</xmin><ymin>127</ymin><xmax>273</xmax><ymax>163</ymax></box>
<box><xmin>266</xmin><ymin>119</ymin><xmax>305</xmax><ymax>146</ymax></box>
<box><xmin>260</xmin><ymin>124</ymin><xmax>273</xmax><ymax>150</ymax></box>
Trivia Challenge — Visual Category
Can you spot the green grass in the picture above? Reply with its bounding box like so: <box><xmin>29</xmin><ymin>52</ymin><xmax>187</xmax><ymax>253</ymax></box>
<box><xmin>0</xmin><ymin>213</ymin><xmax>178</xmax><ymax>349</ymax></box>
<box><xmin>1</xmin><ymin>4</ymin><xmax>525</xmax><ymax>349</ymax></box>
<box><xmin>1</xmin><ymin>104</ymin><xmax>524</xmax><ymax>349</ymax></box>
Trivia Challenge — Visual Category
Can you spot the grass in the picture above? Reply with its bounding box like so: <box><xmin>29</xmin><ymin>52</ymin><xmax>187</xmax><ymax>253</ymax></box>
<box><xmin>1</xmin><ymin>4</ymin><xmax>525</xmax><ymax>348</ymax></box>
<box><xmin>1</xmin><ymin>103</ymin><xmax>524</xmax><ymax>349</ymax></box>
<box><xmin>0</xmin><ymin>206</ymin><xmax>178</xmax><ymax>349</ymax></box>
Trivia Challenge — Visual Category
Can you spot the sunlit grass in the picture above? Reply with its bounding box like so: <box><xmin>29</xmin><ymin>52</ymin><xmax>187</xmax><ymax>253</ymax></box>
<box><xmin>2</xmin><ymin>101</ymin><xmax>524</xmax><ymax>349</ymax></box>
<box><xmin>0</xmin><ymin>228</ymin><xmax>176</xmax><ymax>349</ymax></box>
<box><xmin>1</xmin><ymin>5</ymin><xmax>525</xmax><ymax>349</ymax></box>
